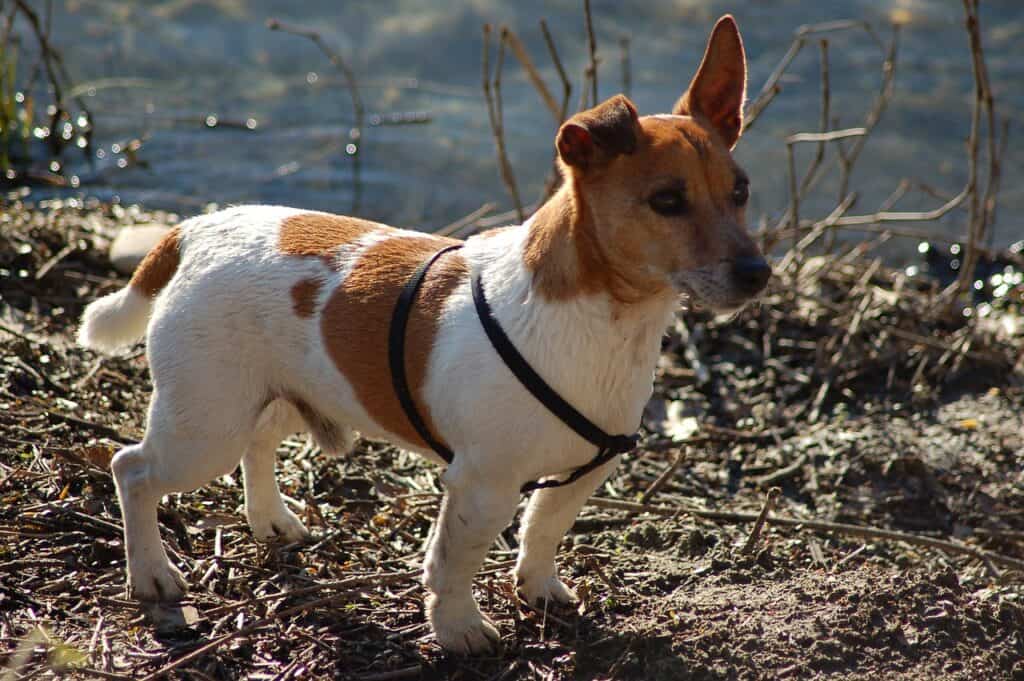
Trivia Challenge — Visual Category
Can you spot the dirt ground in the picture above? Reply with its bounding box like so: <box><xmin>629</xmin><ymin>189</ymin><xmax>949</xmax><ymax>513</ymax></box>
<box><xmin>1</xmin><ymin>202</ymin><xmax>1022</xmax><ymax>680</ymax></box>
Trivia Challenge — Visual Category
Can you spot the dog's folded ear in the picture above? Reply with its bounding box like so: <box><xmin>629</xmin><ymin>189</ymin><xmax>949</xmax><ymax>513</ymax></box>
<box><xmin>556</xmin><ymin>94</ymin><xmax>641</xmax><ymax>171</ymax></box>
<box><xmin>673</xmin><ymin>15</ymin><xmax>747</xmax><ymax>149</ymax></box>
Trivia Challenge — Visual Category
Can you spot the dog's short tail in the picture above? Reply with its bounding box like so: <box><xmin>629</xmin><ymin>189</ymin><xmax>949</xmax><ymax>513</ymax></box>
<box><xmin>77</xmin><ymin>227</ymin><xmax>182</xmax><ymax>353</ymax></box>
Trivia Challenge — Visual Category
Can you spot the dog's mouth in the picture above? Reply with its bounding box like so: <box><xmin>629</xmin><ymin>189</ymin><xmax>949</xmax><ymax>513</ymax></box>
<box><xmin>673</xmin><ymin>277</ymin><xmax>756</xmax><ymax>314</ymax></box>
<box><xmin>674</xmin><ymin>281</ymin><xmax>702</xmax><ymax>310</ymax></box>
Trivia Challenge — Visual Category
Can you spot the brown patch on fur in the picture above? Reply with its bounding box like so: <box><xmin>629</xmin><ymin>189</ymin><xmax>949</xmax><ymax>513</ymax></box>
<box><xmin>528</xmin><ymin>113</ymin><xmax>760</xmax><ymax>304</ymax></box>
<box><xmin>291</xmin><ymin>278</ymin><xmax>323</xmax><ymax>318</ymax></box>
<box><xmin>321</xmin><ymin>234</ymin><xmax>466</xmax><ymax>449</ymax></box>
<box><xmin>129</xmin><ymin>227</ymin><xmax>182</xmax><ymax>298</ymax></box>
<box><xmin>524</xmin><ymin>185</ymin><xmax>618</xmax><ymax>302</ymax></box>
<box><xmin>556</xmin><ymin>95</ymin><xmax>639</xmax><ymax>170</ymax></box>
<box><xmin>278</xmin><ymin>212</ymin><xmax>378</xmax><ymax>266</ymax></box>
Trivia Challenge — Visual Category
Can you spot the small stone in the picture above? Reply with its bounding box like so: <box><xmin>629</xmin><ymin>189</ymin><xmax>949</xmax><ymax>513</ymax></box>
<box><xmin>109</xmin><ymin>224</ymin><xmax>172</xmax><ymax>274</ymax></box>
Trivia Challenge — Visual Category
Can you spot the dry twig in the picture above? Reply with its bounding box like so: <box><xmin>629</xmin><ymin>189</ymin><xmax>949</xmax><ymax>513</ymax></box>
<box><xmin>539</xmin><ymin>19</ymin><xmax>572</xmax><ymax>125</ymax></box>
<box><xmin>582</xmin><ymin>0</ymin><xmax>599</xmax><ymax>108</ymax></box>
<box><xmin>587</xmin><ymin>497</ymin><xmax>1024</xmax><ymax>575</ymax></box>
<box><xmin>741</xmin><ymin>487</ymin><xmax>781</xmax><ymax>555</ymax></box>
<box><xmin>267</xmin><ymin>18</ymin><xmax>364</xmax><ymax>213</ymax></box>
<box><xmin>482</xmin><ymin>24</ymin><xmax>524</xmax><ymax>221</ymax></box>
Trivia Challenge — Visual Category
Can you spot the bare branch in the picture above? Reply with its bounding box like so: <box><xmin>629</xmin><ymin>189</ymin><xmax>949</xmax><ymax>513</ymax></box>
<box><xmin>539</xmin><ymin>19</ymin><xmax>571</xmax><ymax>124</ymax></box>
<box><xmin>745</xmin><ymin>18</ymin><xmax>882</xmax><ymax>133</ymax></box>
<box><xmin>481</xmin><ymin>25</ymin><xmax>524</xmax><ymax>222</ymax></box>
<box><xmin>799</xmin><ymin>39</ymin><xmax>830</xmax><ymax>197</ymax></box>
<box><xmin>786</xmin><ymin>143</ymin><xmax>800</xmax><ymax>270</ymax></box>
<box><xmin>267</xmin><ymin>18</ymin><xmax>364</xmax><ymax>212</ymax></box>
<box><xmin>619</xmin><ymin>36</ymin><xmax>631</xmax><ymax>97</ymax></box>
<box><xmin>266</xmin><ymin>19</ymin><xmax>363</xmax><ymax>125</ymax></box>
<box><xmin>952</xmin><ymin>0</ymin><xmax>997</xmax><ymax>299</ymax></box>
<box><xmin>502</xmin><ymin>28</ymin><xmax>561</xmax><ymax>125</ymax></box>
<box><xmin>744</xmin><ymin>39</ymin><xmax>802</xmax><ymax>132</ymax></box>
<box><xmin>583</xmin><ymin>0</ymin><xmax>599</xmax><ymax>108</ymax></box>
<box><xmin>432</xmin><ymin>202</ymin><xmax>496</xmax><ymax>237</ymax></box>
<box><xmin>786</xmin><ymin>128</ymin><xmax>866</xmax><ymax>144</ymax></box>
<box><xmin>774</xmin><ymin>25</ymin><xmax>900</xmax><ymax>232</ymax></box>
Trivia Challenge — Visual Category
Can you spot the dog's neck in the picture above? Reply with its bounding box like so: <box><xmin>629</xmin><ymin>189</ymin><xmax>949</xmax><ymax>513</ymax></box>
<box><xmin>523</xmin><ymin>182</ymin><xmax>673</xmax><ymax>309</ymax></box>
<box><xmin>477</xmin><ymin>188</ymin><xmax>677</xmax><ymax>433</ymax></box>
<box><xmin>516</xmin><ymin>180</ymin><xmax>678</xmax><ymax>338</ymax></box>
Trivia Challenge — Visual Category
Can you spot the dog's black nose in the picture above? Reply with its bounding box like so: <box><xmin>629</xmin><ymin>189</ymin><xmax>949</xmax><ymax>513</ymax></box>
<box><xmin>731</xmin><ymin>256</ymin><xmax>772</xmax><ymax>294</ymax></box>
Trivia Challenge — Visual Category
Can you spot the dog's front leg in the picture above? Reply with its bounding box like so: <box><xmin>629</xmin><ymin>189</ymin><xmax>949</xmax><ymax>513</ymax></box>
<box><xmin>514</xmin><ymin>456</ymin><xmax>620</xmax><ymax>607</ymax></box>
<box><xmin>422</xmin><ymin>472</ymin><xmax>519</xmax><ymax>655</ymax></box>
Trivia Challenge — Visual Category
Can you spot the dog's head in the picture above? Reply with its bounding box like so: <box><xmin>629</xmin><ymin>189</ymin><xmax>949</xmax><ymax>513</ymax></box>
<box><xmin>554</xmin><ymin>15</ymin><xmax>770</xmax><ymax>312</ymax></box>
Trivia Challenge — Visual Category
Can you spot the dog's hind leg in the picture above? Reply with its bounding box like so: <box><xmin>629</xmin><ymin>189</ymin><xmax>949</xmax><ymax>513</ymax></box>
<box><xmin>112</xmin><ymin>389</ymin><xmax>249</xmax><ymax>602</ymax></box>
<box><xmin>514</xmin><ymin>457</ymin><xmax>620</xmax><ymax>607</ymax></box>
<box><xmin>241</xmin><ymin>399</ymin><xmax>311</xmax><ymax>543</ymax></box>
<box><xmin>111</xmin><ymin>442</ymin><xmax>187</xmax><ymax>601</ymax></box>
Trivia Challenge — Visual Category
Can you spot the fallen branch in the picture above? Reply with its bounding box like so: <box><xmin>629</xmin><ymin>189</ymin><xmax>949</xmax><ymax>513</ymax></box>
<box><xmin>639</xmin><ymin>448</ymin><xmax>686</xmax><ymax>504</ymax></box>
<box><xmin>586</xmin><ymin>497</ymin><xmax>1024</xmax><ymax>575</ymax></box>
<box><xmin>138</xmin><ymin>570</ymin><xmax>421</xmax><ymax>681</ymax></box>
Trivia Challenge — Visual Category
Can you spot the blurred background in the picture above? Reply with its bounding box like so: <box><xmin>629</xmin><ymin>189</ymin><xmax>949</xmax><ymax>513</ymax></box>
<box><xmin>8</xmin><ymin>0</ymin><xmax>1024</xmax><ymax>256</ymax></box>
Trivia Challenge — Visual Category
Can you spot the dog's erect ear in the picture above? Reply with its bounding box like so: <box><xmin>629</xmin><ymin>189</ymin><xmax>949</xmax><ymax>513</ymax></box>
<box><xmin>556</xmin><ymin>94</ymin><xmax>641</xmax><ymax>171</ymax></box>
<box><xmin>672</xmin><ymin>15</ymin><xmax>747</xmax><ymax>149</ymax></box>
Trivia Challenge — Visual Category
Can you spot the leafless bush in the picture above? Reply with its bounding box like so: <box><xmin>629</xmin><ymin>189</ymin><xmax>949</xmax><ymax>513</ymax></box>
<box><xmin>0</xmin><ymin>0</ymin><xmax>93</xmax><ymax>190</ymax></box>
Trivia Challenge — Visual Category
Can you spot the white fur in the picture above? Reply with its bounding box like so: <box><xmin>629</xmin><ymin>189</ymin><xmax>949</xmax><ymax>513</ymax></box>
<box><xmin>77</xmin><ymin>286</ymin><xmax>152</xmax><ymax>351</ymax></box>
<box><xmin>79</xmin><ymin>205</ymin><xmax>677</xmax><ymax>654</ymax></box>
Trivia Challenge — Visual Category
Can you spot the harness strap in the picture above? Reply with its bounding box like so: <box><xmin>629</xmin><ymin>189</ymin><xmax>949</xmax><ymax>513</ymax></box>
<box><xmin>470</xmin><ymin>268</ymin><xmax>639</xmax><ymax>493</ymax></box>
<box><xmin>388</xmin><ymin>244</ymin><xmax>463</xmax><ymax>464</ymax></box>
<box><xmin>517</xmin><ymin>445</ymin><xmax>627</xmax><ymax>493</ymax></box>
<box><xmin>388</xmin><ymin>244</ymin><xmax>639</xmax><ymax>495</ymax></box>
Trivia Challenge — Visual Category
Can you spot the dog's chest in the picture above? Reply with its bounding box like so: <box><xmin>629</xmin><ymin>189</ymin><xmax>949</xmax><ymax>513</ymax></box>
<box><xmin>422</xmin><ymin>231</ymin><xmax>673</xmax><ymax>469</ymax></box>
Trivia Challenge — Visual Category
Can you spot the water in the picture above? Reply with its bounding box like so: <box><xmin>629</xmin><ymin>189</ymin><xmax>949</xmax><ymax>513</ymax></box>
<box><xmin>30</xmin><ymin>1</ymin><xmax>1024</xmax><ymax>253</ymax></box>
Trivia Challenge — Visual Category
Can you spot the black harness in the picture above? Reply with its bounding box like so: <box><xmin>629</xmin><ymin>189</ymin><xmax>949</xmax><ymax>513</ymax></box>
<box><xmin>388</xmin><ymin>244</ymin><xmax>639</xmax><ymax>494</ymax></box>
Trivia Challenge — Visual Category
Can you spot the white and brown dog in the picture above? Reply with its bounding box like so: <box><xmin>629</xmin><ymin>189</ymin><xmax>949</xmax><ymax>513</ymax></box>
<box><xmin>78</xmin><ymin>16</ymin><xmax>769</xmax><ymax>654</ymax></box>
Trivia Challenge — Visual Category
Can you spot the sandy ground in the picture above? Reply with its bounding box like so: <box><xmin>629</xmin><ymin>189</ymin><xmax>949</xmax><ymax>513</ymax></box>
<box><xmin>1</xmin><ymin>202</ymin><xmax>1022</xmax><ymax>680</ymax></box>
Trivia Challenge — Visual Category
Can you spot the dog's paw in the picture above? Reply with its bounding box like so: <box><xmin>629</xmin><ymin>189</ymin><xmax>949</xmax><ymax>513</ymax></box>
<box><xmin>515</xmin><ymin>572</ymin><xmax>578</xmax><ymax>609</ymax></box>
<box><xmin>427</xmin><ymin>593</ymin><xmax>502</xmax><ymax>655</ymax></box>
<box><xmin>248</xmin><ymin>506</ymin><xmax>311</xmax><ymax>544</ymax></box>
<box><xmin>128</xmin><ymin>560</ymin><xmax>188</xmax><ymax>602</ymax></box>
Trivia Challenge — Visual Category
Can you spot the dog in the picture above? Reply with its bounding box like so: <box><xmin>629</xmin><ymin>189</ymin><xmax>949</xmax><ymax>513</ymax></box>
<box><xmin>77</xmin><ymin>15</ymin><xmax>769</xmax><ymax>654</ymax></box>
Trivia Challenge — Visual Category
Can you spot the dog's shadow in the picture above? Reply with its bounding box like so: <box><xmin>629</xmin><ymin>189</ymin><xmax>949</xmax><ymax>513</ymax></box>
<box><xmin>138</xmin><ymin>591</ymin><xmax>674</xmax><ymax>679</ymax></box>
<box><xmin>420</xmin><ymin>605</ymin><xmax>668</xmax><ymax>680</ymax></box>
<box><xmin>142</xmin><ymin>601</ymin><xmax>204</xmax><ymax>645</ymax></box>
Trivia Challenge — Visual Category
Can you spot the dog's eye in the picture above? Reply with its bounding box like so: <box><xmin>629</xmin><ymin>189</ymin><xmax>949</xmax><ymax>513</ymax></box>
<box><xmin>649</xmin><ymin>188</ymin><xmax>688</xmax><ymax>216</ymax></box>
<box><xmin>733</xmin><ymin>178</ymin><xmax>750</xmax><ymax>206</ymax></box>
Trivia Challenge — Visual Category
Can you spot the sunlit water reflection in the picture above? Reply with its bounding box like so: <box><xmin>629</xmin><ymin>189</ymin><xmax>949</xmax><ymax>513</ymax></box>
<box><xmin>40</xmin><ymin>0</ymin><xmax>1024</xmax><ymax>258</ymax></box>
